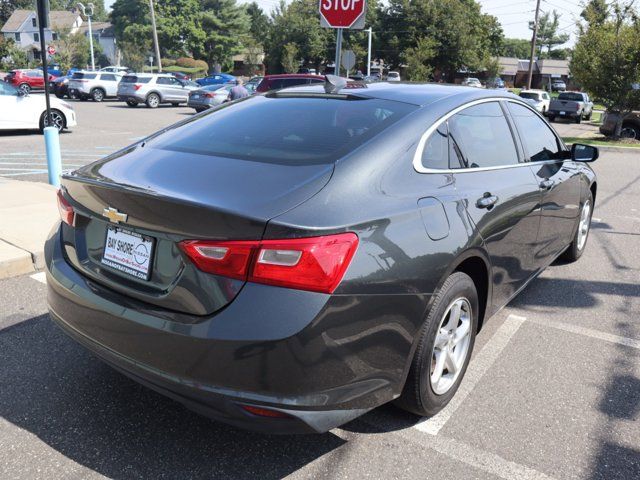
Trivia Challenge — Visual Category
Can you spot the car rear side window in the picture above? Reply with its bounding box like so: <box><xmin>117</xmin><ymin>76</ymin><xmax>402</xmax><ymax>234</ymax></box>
<box><xmin>122</xmin><ymin>76</ymin><xmax>152</xmax><ymax>84</ymax></box>
<box><xmin>153</xmin><ymin>96</ymin><xmax>417</xmax><ymax>165</ymax></box>
<box><xmin>101</xmin><ymin>73</ymin><xmax>116</xmax><ymax>81</ymax></box>
<box><xmin>507</xmin><ymin>102</ymin><xmax>562</xmax><ymax>162</ymax></box>
<box><xmin>448</xmin><ymin>102</ymin><xmax>519</xmax><ymax>168</ymax></box>
<box><xmin>73</xmin><ymin>72</ymin><xmax>97</xmax><ymax>80</ymax></box>
<box><xmin>421</xmin><ymin>122</ymin><xmax>465</xmax><ymax>170</ymax></box>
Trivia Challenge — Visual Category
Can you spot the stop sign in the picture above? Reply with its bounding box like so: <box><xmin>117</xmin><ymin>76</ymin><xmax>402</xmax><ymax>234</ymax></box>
<box><xmin>47</xmin><ymin>45</ymin><xmax>56</xmax><ymax>55</ymax></box>
<box><xmin>319</xmin><ymin>0</ymin><xmax>366</xmax><ymax>28</ymax></box>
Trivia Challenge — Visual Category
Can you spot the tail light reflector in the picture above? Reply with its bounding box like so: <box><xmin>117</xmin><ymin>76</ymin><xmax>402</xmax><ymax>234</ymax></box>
<box><xmin>56</xmin><ymin>189</ymin><xmax>75</xmax><ymax>226</ymax></box>
<box><xmin>203</xmin><ymin>92</ymin><xmax>215</xmax><ymax>98</ymax></box>
<box><xmin>178</xmin><ymin>233</ymin><xmax>358</xmax><ymax>294</ymax></box>
<box><xmin>134</xmin><ymin>84</ymin><xmax>142</xmax><ymax>91</ymax></box>
<box><xmin>240</xmin><ymin>405</ymin><xmax>292</xmax><ymax>418</ymax></box>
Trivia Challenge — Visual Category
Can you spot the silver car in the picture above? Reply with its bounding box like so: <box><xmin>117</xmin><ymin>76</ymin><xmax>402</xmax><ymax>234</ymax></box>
<box><xmin>117</xmin><ymin>73</ymin><xmax>198</xmax><ymax>108</ymax></box>
<box><xmin>68</xmin><ymin>71</ymin><xmax>123</xmax><ymax>102</ymax></box>
<box><xmin>187</xmin><ymin>84</ymin><xmax>235</xmax><ymax>112</ymax></box>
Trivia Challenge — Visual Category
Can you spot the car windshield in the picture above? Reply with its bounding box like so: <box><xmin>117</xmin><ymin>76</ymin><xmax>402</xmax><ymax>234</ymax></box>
<box><xmin>558</xmin><ymin>93</ymin><xmax>584</xmax><ymax>101</ymax></box>
<box><xmin>520</xmin><ymin>92</ymin><xmax>541</xmax><ymax>100</ymax></box>
<box><xmin>152</xmin><ymin>96</ymin><xmax>417</xmax><ymax>165</ymax></box>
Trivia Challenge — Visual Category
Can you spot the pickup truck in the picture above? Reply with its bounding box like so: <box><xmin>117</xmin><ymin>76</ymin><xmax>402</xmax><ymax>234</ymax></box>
<box><xmin>548</xmin><ymin>92</ymin><xmax>594</xmax><ymax>123</ymax></box>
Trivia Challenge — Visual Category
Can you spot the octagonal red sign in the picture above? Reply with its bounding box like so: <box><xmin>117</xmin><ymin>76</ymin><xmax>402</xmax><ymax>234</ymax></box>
<box><xmin>319</xmin><ymin>0</ymin><xmax>366</xmax><ymax>28</ymax></box>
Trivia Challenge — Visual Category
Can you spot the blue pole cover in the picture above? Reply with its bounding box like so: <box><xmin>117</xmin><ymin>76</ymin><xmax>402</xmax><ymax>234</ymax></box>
<box><xmin>44</xmin><ymin>126</ymin><xmax>62</xmax><ymax>187</ymax></box>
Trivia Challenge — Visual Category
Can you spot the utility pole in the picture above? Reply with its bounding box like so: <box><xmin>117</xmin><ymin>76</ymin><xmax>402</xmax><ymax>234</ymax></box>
<box><xmin>76</xmin><ymin>3</ymin><xmax>95</xmax><ymax>70</ymax></box>
<box><xmin>149</xmin><ymin>0</ymin><xmax>162</xmax><ymax>73</ymax></box>
<box><xmin>366</xmin><ymin>27</ymin><xmax>372</xmax><ymax>77</ymax></box>
<box><xmin>526</xmin><ymin>0</ymin><xmax>542</xmax><ymax>89</ymax></box>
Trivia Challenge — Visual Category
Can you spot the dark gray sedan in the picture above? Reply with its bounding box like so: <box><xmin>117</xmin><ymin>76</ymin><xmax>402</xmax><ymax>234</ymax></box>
<box><xmin>187</xmin><ymin>83</ymin><xmax>234</xmax><ymax>112</ymax></box>
<box><xmin>46</xmin><ymin>79</ymin><xmax>598</xmax><ymax>434</ymax></box>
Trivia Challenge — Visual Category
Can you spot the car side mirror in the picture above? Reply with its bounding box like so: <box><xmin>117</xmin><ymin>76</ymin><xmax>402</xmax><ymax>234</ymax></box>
<box><xmin>571</xmin><ymin>143</ymin><xmax>598</xmax><ymax>162</ymax></box>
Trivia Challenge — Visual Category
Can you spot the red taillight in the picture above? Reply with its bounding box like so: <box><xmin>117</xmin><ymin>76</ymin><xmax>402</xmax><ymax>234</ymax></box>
<box><xmin>240</xmin><ymin>405</ymin><xmax>292</xmax><ymax>418</ymax></box>
<box><xmin>203</xmin><ymin>92</ymin><xmax>216</xmax><ymax>98</ymax></box>
<box><xmin>56</xmin><ymin>189</ymin><xmax>75</xmax><ymax>226</ymax></box>
<box><xmin>178</xmin><ymin>233</ymin><xmax>358</xmax><ymax>294</ymax></box>
<box><xmin>133</xmin><ymin>83</ymin><xmax>142</xmax><ymax>91</ymax></box>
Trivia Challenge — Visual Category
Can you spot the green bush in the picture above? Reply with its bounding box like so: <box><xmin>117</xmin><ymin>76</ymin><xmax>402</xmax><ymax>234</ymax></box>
<box><xmin>194</xmin><ymin>59</ymin><xmax>209</xmax><ymax>72</ymax></box>
<box><xmin>176</xmin><ymin>57</ymin><xmax>197</xmax><ymax>68</ymax></box>
<box><xmin>162</xmin><ymin>58</ymin><xmax>176</xmax><ymax>67</ymax></box>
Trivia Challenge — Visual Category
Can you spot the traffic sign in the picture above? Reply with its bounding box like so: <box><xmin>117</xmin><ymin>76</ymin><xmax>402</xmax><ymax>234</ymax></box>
<box><xmin>47</xmin><ymin>45</ymin><xmax>55</xmax><ymax>55</ymax></box>
<box><xmin>319</xmin><ymin>0</ymin><xmax>366</xmax><ymax>29</ymax></box>
<box><xmin>341</xmin><ymin>50</ymin><xmax>355</xmax><ymax>71</ymax></box>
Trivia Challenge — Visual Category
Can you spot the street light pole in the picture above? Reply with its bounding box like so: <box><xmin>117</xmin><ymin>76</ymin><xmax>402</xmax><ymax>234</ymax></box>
<box><xmin>334</xmin><ymin>28</ymin><xmax>343</xmax><ymax>76</ymax></box>
<box><xmin>149</xmin><ymin>0</ymin><xmax>162</xmax><ymax>73</ymax></box>
<box><xmin>366</xmin><ymin>27</ymin><xmax>372</xmax><ymax>77</ymax></box>
<box><xmin>77</xmin><ymin>3</ymin><xmax>95</xmax><ymax>70</ymax></box>
<box><xmin>526</xmin><ymin>0</ymin><xmax>542</xmax><ymax>90</ymax></box>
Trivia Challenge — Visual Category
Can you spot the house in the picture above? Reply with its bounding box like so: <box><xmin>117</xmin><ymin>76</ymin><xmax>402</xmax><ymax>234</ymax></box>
<box><xmin>1</xmin><ymin>9</ymin><xmax>82</xmax><ymax>61</ymax></box>
<box><xmin>78</xmin><ymin>21</ymin><xmax>119</xmax><ymax>66</ymax></box>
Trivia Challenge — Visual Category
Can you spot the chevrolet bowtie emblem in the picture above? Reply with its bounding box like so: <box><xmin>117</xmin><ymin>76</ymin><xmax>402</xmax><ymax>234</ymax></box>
<box><xmin>102</xmin><ymin>207</ymin><xmax>128</xmax><ymax>224</ymax></box>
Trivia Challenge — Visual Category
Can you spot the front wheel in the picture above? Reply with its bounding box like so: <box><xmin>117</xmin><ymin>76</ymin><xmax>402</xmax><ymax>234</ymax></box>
<box><xmin>575</xmin><ymin>115</ymin><xmax>582</xmax><ymax>124</ymax></box>
<box><xmin>146</xmin><ymin>93</ymin><xmax>160</xmax><ymax>108</ymax></box>
<box><xmin>91</xmin><ymin>88</ymin><xmax>105</xmax><ymax>102</ymax></box>
<box><xmin>396</xmin><ymin>272</ymin><xmax>478</xmax><ymax>417</ymax></box>
<box><xmin>39</xmin><ymin>109</ymin><xmax>66</xmax><ymax>133</ymax></box>
<box><xmin>18</xmin><ymin>83</ymin><xmax>31</xmax><ymax>95</ymax></box>
<box><xmin>563</xmin><ymin>192</ymin><xmax>593</xmax><ymax>262</ymax></box>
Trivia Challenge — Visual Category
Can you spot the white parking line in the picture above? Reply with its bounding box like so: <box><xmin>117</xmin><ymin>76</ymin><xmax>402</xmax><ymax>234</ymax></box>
<box><xmin>415</xmin><ymin>314</ymin><xmax>526</xmax><ymax>435</ymax></box>
<box><xmin>30</xmin><ymin>272</ymin><xmax>46</xmax><ymax>284</ymax></box>
<box><xmin>527</xmin><ymin>317</ymin><xmax>640</xmax><ymax>350</ymax></box>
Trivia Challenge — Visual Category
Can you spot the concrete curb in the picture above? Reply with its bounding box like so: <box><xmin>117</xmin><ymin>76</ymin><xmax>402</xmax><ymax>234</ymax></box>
<box><xmin>0</xmin><ymin>178</ymin><xmax>58</xmax><ymax>280</ymax></box>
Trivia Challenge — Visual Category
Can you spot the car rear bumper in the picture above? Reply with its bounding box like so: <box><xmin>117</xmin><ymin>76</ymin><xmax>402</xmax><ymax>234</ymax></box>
<box><xmin>549</xmin><ymin>110</ymin><xmax>580</xmax><ymax>118</ymax></box>
<box><xmin>118</xmin><ymin>93</ymin><xmax>145</xmax><ymax>103</ymax></box>
<box><xmin>45</xmin><ymin>224</ymin><xmax>423</xmax><ymax>433</ymax></box>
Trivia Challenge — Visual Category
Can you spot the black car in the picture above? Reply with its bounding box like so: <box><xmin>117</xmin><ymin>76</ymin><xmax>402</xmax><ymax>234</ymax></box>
<box><xmin>46</xmin><ymin>79</ymin><xmax>598</xmax><ymax>434</ymax></box>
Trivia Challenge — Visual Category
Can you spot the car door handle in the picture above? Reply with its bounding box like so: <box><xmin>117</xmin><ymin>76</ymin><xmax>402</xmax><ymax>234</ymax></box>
<box><xmin>476</xmin><ymin>193</ymin><xmax>498</xmax><ymax>209</ymax></box>
<box><xmin>539</xmin><ymin>179</ymin><xmax>554</xmax><ymax>190</ymax></box>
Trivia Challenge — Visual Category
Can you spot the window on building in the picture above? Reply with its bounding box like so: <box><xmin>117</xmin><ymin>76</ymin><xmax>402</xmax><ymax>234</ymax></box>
<box><xmin>32</xmin><ymin>18</ymin><xmax>37</xmax><ymax>27</ymax></box>
<box><xmin>52</xmin><ymin>33</ymin><xmax>58</xmax><ymax>41</ymax></box>
<box><xmin>15</xmin><ymin>33</ymin><xmax>21</xmax><ymax>42</ymax></box>
<box><xmin>33</xmin><ymin>32</ymin><xmax>39</xmax><ymax>42</ymax></box>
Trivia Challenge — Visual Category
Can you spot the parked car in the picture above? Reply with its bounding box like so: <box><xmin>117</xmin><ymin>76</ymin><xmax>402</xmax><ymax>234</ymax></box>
<box><xmin>599</xmin><ymin>110</ymin><xmax>640</xmax><ymax>140</ymax></box>
<box><xmin>548</xmin><ymin>91</ymin><xmax>594</xmax><ymax>123</ymax></box>
<box><xmin>47</xmin><ymin>81</ymin><xmax>597</xmax><ymax>434</ymax></box>
<box><xmin>187</xmin><ymin>83</ymin><xmax>234</xmax><ymax>112</ymax></box>
<box><xmin>4</xmin><ymin>69</ymin><xmax>55</xmax><ymax>94</ymax></box>
<box><xmin>196</xmin><ymin>73</ymin><xmax>236</xmax><ymax>87</ymax></box>
<box><xmin>297</xmin><ymin>68</ymin><xmax>317</xmax><ymax>74</ymax></box>
<box><xmin>48</xmin><ymin>69</ymin><xmax>81</xmax><ymax>99</ymax></box>
<box><xmin>38</xmin><ymin>64</ymin><xmax>63</xmax><ymax>77</ymax></box>
<box><xmin>170</xmin><ymin>71</ymin><xmax>192</xmax><ymax>82</ymax></box>
<box><xmin>387</xmin><ymin>71</ymin><xmax>401</xmax><ymax>81</ymax></box>
<box><xmin>100</xmin><ymin>66</ymin><xmax>130</xmax><ymax>74</ymax></box>
<box><xmin>117</xmin><ymin>73</ymin><xmax>199</xmax><ymax>108</ymax></box>
<box><xmin>550</xmin><ymin>80</ymin><xmax>567</xmax><ymax>92</ymax></box>
<box><xmin>255</xmin><ymin>74</ymin><xmax>324</xmax><ymax>93</ymax></box>
<box><xmin>0</xmin><ymin>80</ymin><xmax>76</xmax><ymax>132</ymax></box>
<box><xmin>243</xmin><ymin>76</ymin><xmax>263</xmax><ymax>95</ymax></box>
<box><xmin>486</xmin><ymin>77</ymin><xmax>505</xmax><ymax>89</ymax></box>
<box><xmin>519</xmin><ymin>89</ymin><xmax>551</xmax><ymax>115</ymax></box>
<box><xmin>461</xmin><ymin>77</ymin><xmax>482</xmax><ymax>88</ymax></box>
<box><xmin>68</xmin><ymin>71</ymin><xmax>123</xmax><ymax>102</ymax></box>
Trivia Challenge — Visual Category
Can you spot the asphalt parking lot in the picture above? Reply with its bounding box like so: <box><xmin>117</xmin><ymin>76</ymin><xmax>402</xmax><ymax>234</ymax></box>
<box><xmin>1</xmin><ymin>99</ymin><xmax>639</xmax><ymax>479</ymax></box>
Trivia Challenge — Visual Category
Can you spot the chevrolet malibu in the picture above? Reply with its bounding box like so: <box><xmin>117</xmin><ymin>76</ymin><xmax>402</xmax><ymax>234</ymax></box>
<box><xmin>46</xmin><ymin>79</ymin><xmax>598</xmax><ymax>434</ymax></box>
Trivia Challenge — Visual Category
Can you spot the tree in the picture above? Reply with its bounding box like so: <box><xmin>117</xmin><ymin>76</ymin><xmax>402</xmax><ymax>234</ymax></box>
<box><xmin>484</xmin><ymin>56</ymin><xmax>501</xmax><ymax>80</ymax></box>
<box><xmin>282</xmin><ymin>42</ymin><xmax>299</xmax><ymax>73</ymax></box>
<box><xmin>49</xmin><ymin>1</ymin><xmax>108</xmax><ymax>21</ymax></box>
<box><xmin>581</xmin><ymin>0</ymin><xmax>608</xmax><ymax>26</ymax></box>
<box><xmin>571</xmin><ymin>1</ymin><xmax>640</xmax><ymax>138</ymax></box>
<box><xmin>529</xmin><ymin>10</ymin><xmax>569</xmax><ymax>56</ymax></box>
<box><xmin>53</xmin><ymin>28</ymin><xmax>94</xmax><ymax>71</ymax></box>
<box><xmin>0</xmin><ymin>0</ymin><xmax>32</xmax><ymax>25</ymax></box>
<box><xmin>403</xmin><ymin>36</ymin><xmax>435</xmax><ymax>81</ymax></box>
<box><xmin>499</xmin><ymin>38</ymin><xmax>531</xmax><ymax>59</ymax></box>
<box><xmin>246</xmin><ymin>2</ymin><xmax>270</xmax><ymax>41</ymax></box>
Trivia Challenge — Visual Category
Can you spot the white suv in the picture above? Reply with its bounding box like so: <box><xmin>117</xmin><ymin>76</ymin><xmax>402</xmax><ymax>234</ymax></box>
<box><xmin>68</xmin><ymin>71</ymin><xmax>123</xmax><ymax>102</ymax></box>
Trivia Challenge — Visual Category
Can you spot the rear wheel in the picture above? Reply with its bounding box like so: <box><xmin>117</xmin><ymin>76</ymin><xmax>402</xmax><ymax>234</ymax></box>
<box><xmin>563</xmin><ymin>192</ymin><xmax>593</xmax><ymax>262</ymax></box>
<box><xmin>18</xmin><ymin>83</ymin><xmax>30</xmax><ymax>94</ymax></box>
<box><xmin>620</xmin><ymin>123</ymin><xmax>640</xmax><ymax>140</ymax></box>
<box><xmin>91</xmin><ymin>88</ymin><xmax>105</xmax><ymax>102</ymax></box>
<box><xmin>575</xmin><ymin>115</ymin><xmax>582</xmax><ymax>124</ymax></box>
<box><xmin>146</xmin><ymin>93</ymin><xmax>160</xmax><ymax>108</ymax></box>
<box><xmin>55</xmin><ymin>92</ymin><xmax>65</xmax><ymax>99</ymax></box>
<box><xmin>396</xmin><ymin>272</ymin><xmax>478</xmax><ymax>416</ymax></box>
<box><xmin>126</xmin><ymin>100</ymin><xmax>138</xmax><ymax>107</ymax></box>
<box><xmin>171</xmin><ymin>102</ymin><xmax>180</xmax><ymax>107</ymax></box>
<box><xmin>548</xmin><ymin>115</ymin><xmax>555</xmax><ymax>122</ymax></box>
<box><xmin>39</xmin><ymin>109</ymin><xmax>66</xmax><ymax>133</ymax></box>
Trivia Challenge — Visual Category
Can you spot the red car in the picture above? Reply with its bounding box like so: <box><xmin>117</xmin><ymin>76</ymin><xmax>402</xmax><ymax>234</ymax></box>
<box><xmin>5</xmin><ymin>69</ymin><xmax>55</xmax><ymax>94</ymax></box>
<box><xmin>256</xmin><ymin>74</ymin><xmax>325</xmax><ymax>93</ymax></box>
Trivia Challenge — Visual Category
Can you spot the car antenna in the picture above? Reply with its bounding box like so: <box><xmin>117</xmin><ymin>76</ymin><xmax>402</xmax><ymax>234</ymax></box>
<box><xmin>324</xmin><ymin>75</ymin><xmax>347</xmax><ymax>94</ymax></box>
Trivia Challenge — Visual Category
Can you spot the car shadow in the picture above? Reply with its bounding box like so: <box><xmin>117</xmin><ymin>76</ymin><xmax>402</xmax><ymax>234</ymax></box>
<box><xmin>0</xmin><ymin>129</ymin><xmax>71</xmax><ymax>137</ymax></box>
<box><xmin>0</xmin><ymin>315</ymin><xmax>346</xmax><ymax>479</ymax></box>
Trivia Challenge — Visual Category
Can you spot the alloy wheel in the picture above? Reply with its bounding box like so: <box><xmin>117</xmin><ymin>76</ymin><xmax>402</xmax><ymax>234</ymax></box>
<box><xmin>430</xmin><ymin>297</ymin><xmax>472</xmax><ymax>395</ymax></box>
<box><xmin>44</xmin><ymin>111</ymin><xmax>64</xmax><ymax>132</ymax></box>
<box><xmin>19</xmin><ymin>84</ymin><xmax>30</xmax><ymax>94</ymax></box>
<box><xmin>577</xmin><ymin>200</ymin><xmax>591</xmax><ymax>251</ymax></box>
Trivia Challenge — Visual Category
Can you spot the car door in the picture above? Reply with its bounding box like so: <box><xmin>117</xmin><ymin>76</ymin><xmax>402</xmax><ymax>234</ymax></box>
<box><xmin>100</xmin><ymin>73</ymin><xmax>118</xmax><ymax>96</ymax></box>
<box><xmin>506</xmin><ymin>101</ymin><xmax>582</xmax><ymax>266</ymax></box>
<box><xmin>446</xmin><ymin>101</ymin><xmax>542</xmax><ymax>307</ymax></box>
<box><xmin>28</xmin><ymin>70</ymin><xmax>44</xmax><ymax>89</ymax></box>
<box><xmin>0</xmin><ymin>82</ymin><xmax>21</xmax><ymax>128</ymax></box>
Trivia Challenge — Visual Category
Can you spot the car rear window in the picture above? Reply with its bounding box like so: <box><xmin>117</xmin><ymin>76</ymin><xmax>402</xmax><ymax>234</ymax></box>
<box><xmin>519</xmin><ymin>92</ymin><xmax>541</xmax><ymax>100</ymax></box>
<box><xmin>121</xmin><ymin>75</ymin><xmax>152</xmax><ymax>84</ymax></box>
<box><xmin>558</xmin><ymin>93</ymin><xmax>584</xmax><ymax>101</ymax></box>
<box><xmin>152</xmin><ymin>96</ymin><xmax>417</xmax><ymax>165</ymax></box>
<box><xmin>72</xmin><ymin>72</ymin><xmax>97</xmax><ymax>80</ymax></box>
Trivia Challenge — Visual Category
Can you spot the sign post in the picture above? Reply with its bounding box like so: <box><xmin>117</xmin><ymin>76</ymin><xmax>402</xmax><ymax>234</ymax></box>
<box><xmin>319</xmin><ymin>0</ymin><xmax>366</xmax><ymax>76</ymax></box>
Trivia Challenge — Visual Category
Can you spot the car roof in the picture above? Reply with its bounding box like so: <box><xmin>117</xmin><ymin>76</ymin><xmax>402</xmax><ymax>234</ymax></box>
<box><xmin>279</xmin><ymin>82</ymin><xmax>518</xmax><ymax>107</ymax></box>
<box><xmin>520</xmin><ymin>89</ymin><xmax>545</xmax><ymax>93</ymax></box>
<box><xmin>263</xmin><ymin>74</ymin><xmax>325</xmax><ymax>80</ymax></box>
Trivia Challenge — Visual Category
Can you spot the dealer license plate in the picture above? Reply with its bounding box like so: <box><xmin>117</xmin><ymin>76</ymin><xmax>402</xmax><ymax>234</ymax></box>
<box><xmin>101</xmin><ymin>226</ymin><xmax>154</xmax><ymax>280</ymax></box>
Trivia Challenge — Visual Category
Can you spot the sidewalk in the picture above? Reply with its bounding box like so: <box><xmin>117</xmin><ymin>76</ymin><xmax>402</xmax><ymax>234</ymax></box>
<box><xmin>0</xmin><ymin>178</ymin><xmax>58</xmax><ymax>279</ymax></box>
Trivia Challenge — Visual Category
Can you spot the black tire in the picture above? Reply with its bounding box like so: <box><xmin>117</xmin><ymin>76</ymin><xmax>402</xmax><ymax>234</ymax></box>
<box><xmin>563</xmin><ymin>191</ymin><xmax>593</xmax><ymax>262</ymax></box>
<box><xmin>575</xmin><ymin>115</ymin><xmax>582</xmax><ymax>124</ymax></box>
<box><xmin>171</xmin><ymin>102</ymin><xmax>180</xmax><ymax>107</ymax></box>
<box><xmin>55</xmin><ymin>93</ymin><xmax>65</xmax><ymax>99</ymax></box>
<box><xmin>396</xmin><ymin>272</ymin><xmax>479</xmax><ymax>417</ymax></box>
<box><xmin>548</xmin><ymin>115</ymin><xmax>555</xmax><ymax>122</ymax></box>
<box><xmin>146</xmin><ymin>93</ymin><xmax>160</xmax><ymax>108</ymax></box>
<box><xmin>585</xmin><ymin>112</ymin><xmax>592</xmax><ymax>121</ymax></box>
<box><xmin>18</xmin><ymin>83</ymin><xmax>30</xmax><ymax>94</ymax></box>
<box><xmin>620</xmin><ymin>123</ymin><xmax>640</xmax><ymax>140</ymax></box>
<box><xmin>194</xmin><ymin>107</ymin><xmax>206</xmax><ymax>113</ymax></box>
<box><xmin>91</xmin><ymin>88</ymin><xmax>105</xmax><ymax>102</ymax></box>
<box><xmin>79</xmin><ymin>95</ymin><xmax>88</xmax><ymax>101</ymax></box>
<box><xmin>39</xmin><ymin>109</ymin><xmax>66</xmax><ymax>133</ymax></box>
<box><xmin>126</xmin><ymin>100</ymin><xmax>138</xmax><ymax>107</ymax></box>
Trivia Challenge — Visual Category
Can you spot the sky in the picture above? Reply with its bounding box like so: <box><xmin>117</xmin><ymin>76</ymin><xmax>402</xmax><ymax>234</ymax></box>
<box><xmin>104</xmin><ymin>0</ymin><xmax>585</xmax><ymax>46</ymax></box>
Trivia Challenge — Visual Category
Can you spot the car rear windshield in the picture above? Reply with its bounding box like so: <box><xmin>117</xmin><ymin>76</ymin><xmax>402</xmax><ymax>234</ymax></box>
<box><xmin>558</xmin><ymin>93</ymin><xmax>584</xmax><ymax>101</ymax></box>
<box><xmin>519</xmin><ymin>92</ymin><xmax>541</xmax><ymax>100</ymax></box>
<box><xmin>121</xmin><ymin>75</ymin><xmax>152</xmax><ymax>84</ymax></box>
<box><xmin>72</xmin><ymin>72</ymin><xmax>97</xmax><ymax>80</ymax></box>
<box><xmin>152</xmin><ymin>96</ymin><xmax>417</xmax><ymax>165</ymax></box>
